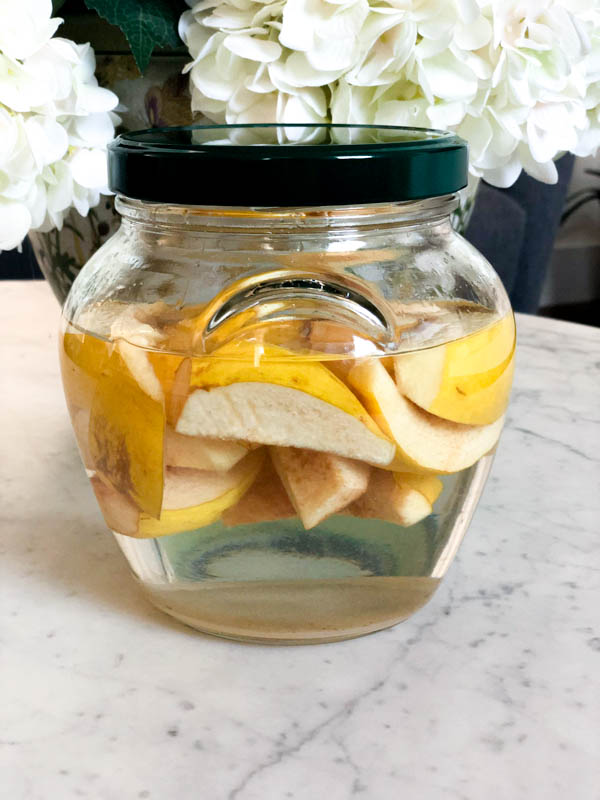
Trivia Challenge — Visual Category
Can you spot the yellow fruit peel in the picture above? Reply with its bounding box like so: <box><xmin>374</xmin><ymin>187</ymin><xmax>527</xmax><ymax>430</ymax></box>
<box><xmin>189</xmin><ymin>340</ymin><xmax>390</xmax><ymax>443</ymax></box>
<box><xmin>89</xmin><ymin>346</ymin><xmax>165</xmax><ymax>519</ymax></box>
<box><xmin>137</xmin><ymin>449</ymin><xmax>264</xmax><ymax>537</ymax></box>
<box><xmin>147</xmin><ymin>351</ymin><xmax>192</xmax><ymax>427</ymax></box>
<box><xmin>393</xmin><ymin>473</ymin><xmax>443</xmax><ymax>506</ymax></box>
<box><xmin>348</xmin><ymin>357</ymin><xmax>504</xmax><ymax>475</ymax></box>
<box><xmin>349</xmin><ymin>469</ymin><xmax>441</xmax><ymax>527</ymax></box>
<box><xmin>60</xmin><ymin>331</ymin><xmax>110</xmax><ymax>411</ymax></box>
<box><xmin>395</xmin><ymin>314</ymin><xmax>516</xmax><ymax>425</ymax></box>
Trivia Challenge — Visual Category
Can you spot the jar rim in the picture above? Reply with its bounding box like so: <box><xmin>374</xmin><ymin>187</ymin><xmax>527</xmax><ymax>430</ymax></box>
<box><xmin>114</xmin><ymin>194</ymin><xmax>459</xmax><ymax>231</ymax></box>
<box><xmin>108</xmin><ymin>123</ymin><xmax>468</xmax><ymax>208</ymax></box>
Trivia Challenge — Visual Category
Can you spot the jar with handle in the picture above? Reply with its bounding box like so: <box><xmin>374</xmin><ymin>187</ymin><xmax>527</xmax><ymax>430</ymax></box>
<box><xmin>59</xmin><ymin>124</ymin><xmax>515</xmax><ymax>643</ymax></box>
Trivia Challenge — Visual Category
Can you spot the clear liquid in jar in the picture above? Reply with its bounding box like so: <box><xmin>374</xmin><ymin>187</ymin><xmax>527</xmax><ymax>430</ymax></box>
<box><xmin>60</xmin><ymin>299</ymin><xmax>514</xmax><ymax>642</ymax></box>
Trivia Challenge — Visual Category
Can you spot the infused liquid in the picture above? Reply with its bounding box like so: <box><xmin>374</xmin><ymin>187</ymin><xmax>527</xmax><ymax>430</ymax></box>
<box><xmin>60</xmin><ymin>301</ymin><xmax>514</xmax><ymax>642</ymax></box>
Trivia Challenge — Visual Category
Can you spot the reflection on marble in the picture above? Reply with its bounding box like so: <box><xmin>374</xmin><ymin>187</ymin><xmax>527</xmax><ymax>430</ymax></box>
<box><xmin>2</xmin><ymin>283</ymin><xmax>599</xmax><ymax>799</ymax></box>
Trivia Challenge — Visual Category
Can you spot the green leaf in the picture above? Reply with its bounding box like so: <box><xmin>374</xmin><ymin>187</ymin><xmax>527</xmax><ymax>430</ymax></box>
<box><xmin>83</xmin><ymin>0</ymin><xmax>184</xmax><ymax>73</ymax></box>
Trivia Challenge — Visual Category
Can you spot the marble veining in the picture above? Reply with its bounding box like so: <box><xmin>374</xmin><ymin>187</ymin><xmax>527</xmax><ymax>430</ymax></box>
<box><xmin>1</xmin><ymin>283</ymin><xmax>599</xmax><ymax>800</ymax></box>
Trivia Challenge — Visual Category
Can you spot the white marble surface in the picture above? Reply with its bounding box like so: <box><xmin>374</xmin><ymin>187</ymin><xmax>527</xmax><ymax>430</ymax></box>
<box><xmin>2</xmin><ymin>281</ymin><xmax>599</xmax><ymax>800</ymax></box>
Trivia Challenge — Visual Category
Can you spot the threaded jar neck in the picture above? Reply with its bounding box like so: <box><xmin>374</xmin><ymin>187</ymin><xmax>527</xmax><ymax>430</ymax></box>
<box><xmin>115</xmin><ymin>195</ymin><xmax>458</xmax><ymax>235</ymax></box>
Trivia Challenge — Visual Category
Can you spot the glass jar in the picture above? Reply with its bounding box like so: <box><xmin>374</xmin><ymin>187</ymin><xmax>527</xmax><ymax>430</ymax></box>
<box><xmin>60</xmin><ymin>124</ymin><xmax>515</xmax><ymax>644</ymax></box>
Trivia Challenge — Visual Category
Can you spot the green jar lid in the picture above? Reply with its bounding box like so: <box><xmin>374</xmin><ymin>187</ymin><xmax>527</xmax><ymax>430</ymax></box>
<box><xmin>108</xmin><ymin>123</ymin><xmax>468</xmax><ymax>207</ymax></box>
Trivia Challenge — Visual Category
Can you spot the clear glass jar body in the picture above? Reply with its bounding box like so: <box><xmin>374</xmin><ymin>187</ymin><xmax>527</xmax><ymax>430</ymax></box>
<box><xmin>60</xmin><ymin>196</ymin><xmax>515</xmax><ymax>644</ymax></box>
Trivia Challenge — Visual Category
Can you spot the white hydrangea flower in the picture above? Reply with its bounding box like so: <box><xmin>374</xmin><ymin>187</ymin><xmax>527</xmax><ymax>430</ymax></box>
<box><xmin>0</xmin><ymin>0</ymin><xmax>60</xmax><ymax>61</ymax></box>
<box><xmin>0</xmin><ymin>0</ymin><xmax>118</xmax><ymax>251</ymax></box>
<box><xmin>180</xmin><ymin>0</ymin><xmax>600</xmax><ymax>188</ymax></box>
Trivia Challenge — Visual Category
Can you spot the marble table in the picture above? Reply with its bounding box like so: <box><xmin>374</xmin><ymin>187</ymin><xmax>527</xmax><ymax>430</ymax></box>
<box><xmin>2</xmin><ymin>281</ymin><xmax>599</xmax><ymax>800</ymax></box>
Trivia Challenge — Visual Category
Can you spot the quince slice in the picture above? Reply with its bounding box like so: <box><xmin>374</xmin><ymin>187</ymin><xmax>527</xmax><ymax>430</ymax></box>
<box><xmin>347</xmin><ymin>358</ymin><xmax>503</xmax><ymax>475</ymax></box>
<box><xmin>71</xmin><ymin>407</ymin><xmax>93</xmax><ymax>468</ymax></box>
<box><xmin>349</xmin><ymin>471</ymin><xmax>443</xmax><ymax>527</ymax></box>
<box><xmin>222</xmin><ymin>455</ymin><xmax>295</xmax><ymax>526</ymax></box>
<box><xmin>137</xmin><ymin>449</ymin><xmax>264</xmax><ymax>537</ymax></box>
<box><xmin>147</xmin><ymin>352</ymin><xmax>191</xmax><ymax>427</ymax></box>
<box><xmin>175</xmin><ymin>341</ymin><xmax>395</xmax><ymax>466</ymax></box>
<box><xmin>271</xmin><ymin>447</ymin><xmax>370</xmax><ymax>530</ymax></box>
<box><xmin>91</xmin><ymin>476</ymin><xmax>140</xmax><ymax>537</ymax></box>
<box><xmin>92</xmin><ymin>450</ymin><xmax>264</xmax><ymax>537</ymax></box>
<box><xmin>165</xmin><ymin>428</ymin><xmax>251</xmax><ymax>472</ymax></box>
<box><xmin>60</xmin><ymin>330</ymin><xmax>109</xmax><ymax>411</ymax></box>
<box><xmin>394</xmin><ymin>315</ymin><xmax>515</xmax><ymax>425</ymax></box>
<box><xmin>88</xmin><ymin>344</ymin><xmax>165</xmax><ymax>518</ymax></box>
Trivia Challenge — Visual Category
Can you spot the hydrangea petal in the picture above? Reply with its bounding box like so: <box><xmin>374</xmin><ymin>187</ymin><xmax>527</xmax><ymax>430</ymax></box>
<box><xmin>223</xmin><ymin>33</ymin><xmax>282</xmax><ymax>61</ymax></box>
<box><xmin>70</xmin><ymin>148</ymin><xmax>109</xmax><ymax>190</ymax></box>
<box><xmin>72</xmin><ymin>113</ymin><xmax>117</xmax><ymax>149</ymax></box>
<box><xmin>419</xmin><ymin>51</ymin><xmax>479</xmax><ymax>102</ymax></box>
<box><xmin>24</xmin><ymin>117</ymin><xmax>68</xmax><ymax>168</ymax></box>
<box><xmin>279</xmin><ymin>0</ymin><xmax>320</xmax><ymax>51</ymax></box>
<box><xmin>0</xmin><ymin>0</ymin><xmax>60</xmax><ymax>61</ymax></box>
<box><xmin>454</xmin><ymin>16</ymin><xmax>492</xmax><ymax>50</ymax></box>
<box><xmin>0</xmin><ymin>199</ymin><xmax>31</xmax><ymax>250</ymax></box>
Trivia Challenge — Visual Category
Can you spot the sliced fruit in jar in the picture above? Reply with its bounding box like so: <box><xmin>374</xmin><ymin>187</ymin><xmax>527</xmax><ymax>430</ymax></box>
<box><xmin>399</xmin><ymin>473</ymin><xmax>444</xmax><ymax>505</ymax></box>
<box><xmin>110</xmin><ymin>304</ymin><xmax>166</xmax><ymax>349</ymax></box>
<box><xmin>167</xmin><ymin>357</ymin><xmax>193</xmax><ymax>426</ymax></box>
<box><xmin>161</xmin><ymin>303</ymin><xmax>214</xmax><ymax>354</ymax></box>
<box><xmin>162</xmin><ymin>320</ymin><xmax>196</xmax><ymax>354</ymax></box>
<box><xmin>147</xmin><ymin>353</ymin><xmax>191</xmax><ymax>427</ymax></box>
<box><xmin>60</xmin><ymin>331</ymin><xmax>109</xmax><ymax>410</ymax></box>
<box><xmin>349</xmin><ymin>471</ymin><xmax>443</xmax><ymax>527</ymax></box>
<box><xmin>177</xmin><ymin>382</ymin><xmax>394</xmax><ymax>466</ymax></box>
<box><xmin>131</xmin><ymin>301</ymin><xmax>187</xmax><ymax>328</ymax></box>
<box><xmin>117</xmin><ymin>341</ymin><xmax>164</xmax><ymax>401</ymax></box>
<box><xmin>347</xmin><ymin>358</ymin><xmax>504</xmax><ymax>475</ymax></box>
<box><xmin>271</xmin><ymin>447</ymin><xmax>370</xmax><ymax>530</ymax></box>
<box><xmin>222</xmin><ymin>454</ymin><xmax>296</xmax><ymax>526</ymax></box>
<box><xmin>176</xmin><ymin>341</ymin><xmax>395</xmax><ymax>466</ymax></box>
<box><xmin>91</xmin><ymin>476</ymin><xmax>140</xmax><ymax>537</ymax></box>
<box><xmin>165</xmin><ymin>428</ymin><xmax>251</xmax><ymax>472</ymax></box>
<box><xmin>307</xmin><ymin>320</ymin><xmax>380</xmax><ymax>357</ymax></box>
<box><xmin>138</xmin><ymin>449</ymin><xmax>264</xmax><ymax>537</ymax></box>
<box><xmin>88</xmin><ymin>345</ymin><xmax>165</xmax><ymax>519</ymax></box>
<box><xmin>71</xmin><ymin>407</ymin><xmax>93</xmax><ymax>468</ymax></box>
<box><xmin>188</xmin><ymin>341</ymin><xmax>385</xmax><ymax>434</ymax></box>
<box><xmin>126</xmin><ymin>302</ymin><xmax>209</xmax><ymax>355</ymax></box>
<box><xmin>394</xmin><ymin>315</ymin><xmax>515</xmax><ymax>425</ymax></box>
<box><xmin>93</xmin><ymin>449</ymin><xmax>264</xmax><ymax>537</ymax></box>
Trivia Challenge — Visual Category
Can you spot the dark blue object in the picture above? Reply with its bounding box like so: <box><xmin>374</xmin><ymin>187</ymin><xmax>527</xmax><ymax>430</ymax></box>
<box><xmin>0</xmin><ymin>239</ymin><xmax>42</xmax><ymax>280</ymax></box>
<box><xmin>466</xmin><ymin>154</ymin><xmax>575</xmax><ymax>313</ymax></box>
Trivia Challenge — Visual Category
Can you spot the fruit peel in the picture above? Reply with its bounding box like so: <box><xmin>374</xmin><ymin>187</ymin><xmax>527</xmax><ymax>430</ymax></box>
<box><xmin>60</xmin><ymin>330</ymin><xmax>110</xmax><ymax>411</ymax></box>
<box><xmin>271</xmin><ymin>447</ymin><xmax>370</xmax><ymax>530</ymax></box>
<box><xmin>395</xmin><ymin>314</ymin><xmax>516</xmax><ymax>425</ymax></box>
<box><xmin>137</xmin><ymin>449</ymin><xmax>264</xmax><ymax>537</ymax></box>
<box><xmin>222</xmin><ymin>455</ymin><xmax>296</xmax><ymax>526</ymax></box>
<box><xmin>348</xmin><ymin>357</ymin><xmax>504</xmax><ymax>475</ymax></box>
<box><xmin>350</xmin><ymin>470</ymin><xmax>443</xmax><ymax>527</ymax></box>
<box><xmin>176</xmin><ymin>381</ymin><xmax>396</xmax><ymax>466</ymax></box>
<box><xmin>89</xmin><ymin>346</ymin><xmax>165</xmax><ymax>519</ymax></box>
<box><xmin>189</xmin><ymin>339</ymin><xmax>390</xmax><ymax>444</ymax></box>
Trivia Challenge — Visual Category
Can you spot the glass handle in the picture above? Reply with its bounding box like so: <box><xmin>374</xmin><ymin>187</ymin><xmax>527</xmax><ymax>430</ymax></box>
<box><xmin>198</xmin><ymin>269</ymin><xmax>399</xmax><ymax>353</ymax></box>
